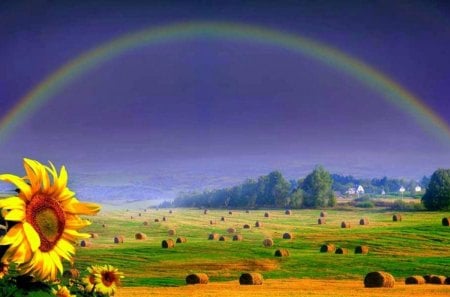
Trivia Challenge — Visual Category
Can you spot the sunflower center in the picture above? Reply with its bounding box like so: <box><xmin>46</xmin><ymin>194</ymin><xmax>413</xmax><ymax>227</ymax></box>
<box><xmin>26</xmin><ymin>194</ymin><xmax>65</xmax><ymax>252</ymax></box>
<box><xmin>101</xmin><ymin>272</ymin><xmax>115</xmax><ymax>287</ymax></box>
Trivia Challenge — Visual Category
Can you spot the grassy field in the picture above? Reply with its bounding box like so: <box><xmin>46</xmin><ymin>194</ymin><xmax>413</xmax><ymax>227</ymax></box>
<box><xmin>72</xmin><ymin>207</ymin><xmax>450</xmax><ymax>290</ymax></box>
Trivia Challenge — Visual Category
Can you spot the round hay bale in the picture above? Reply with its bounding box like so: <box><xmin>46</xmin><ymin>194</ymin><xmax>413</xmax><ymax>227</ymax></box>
<box><xmin>90</xmin><ymin>233</ymin><xmax>99</xmax><ymax>238</ymax></box>
<box><xmin>320</xmin><ymin>211</ymin><xmax>327</xmax><ymax>217</ymax></box>
<box><xmin>285</xmin><ymin>210</ymin><xmax>292</xmax><ymax>215</ymax></box>
<box><xmin>221</xmin><ymin>216</ymin><xmax>225</xmax><ymax>221</ymax></box>
<box><xmin>208</xmin><ymin>233</ymin><xmax>219</xmax><ymax>240</ymax></box>
<box><xmin>168</xmin><ymin>229</ymin><xmax>176</xmax><ymax>236</ymax></box>
<box><xmin>228</xmin><ymin>211</ymin><xmax>233</xmax><ymax>215</ymax></box>
<box><xmin>169</xmin><ymin>210</ymin><xmax>173</xmax><ymax>214</ymax></box>
<box><xmin>204</xmin><ymin>209</ymin><xmax>208</xmax><ymax>215</ymax></box>
<box><xmin>264</xmin><ymin>212</ymin><xmax>270</xmax><ymax>218</ymax></box>
<box><xmin>364</xmin><ymin>271</ymin><xmax>395</xmax><ymax>288</ymax></box>
<box><xmin>423</xmin><ymin>275</ymin><xmax>436</xmax><ymax>283</ymax></box>
<box><xmin>80</xmin><ymin>240</ymin><xmax>92</xmax><ymax>247</ymax></box>
<box><xmin>274</xmin><ymin>249</ymin><xmax>290</xmax><ymax>257</ymax></box>
<box><xmin>143</xmin><ymin>221</ymin><xmax>149</xmax><ymax>226</ymax></box>
<box><xmin>233</xmin><ymin>234</ymin><xmax>243</xmax><ymax>241</ymax></box>
<box><xmin>243</xmin><ymin>224</ymin><xmax>251</xmax><ymax>229</ymax></box>
<box><xmin>227</xmin><ymin>228</ymin><xmax>236</xmax><ymax>233</ymax></box>
<box><xmin>162</xmin><ymin>239</ymin><xmax>175</xmax><ymax>248</ymax></box>
<box><xmin>186</xmin><ymin>273</ymin><xmax>209</xmax><ymax>285</ymax></box>
<box><xmin>135</xmin><ymin>232</ymin><xmax>147</xmax><ymax>240</ymax></box>
<box><xmin>102</xmin><ymin>224</ymin><xmax>106</xmax><ymax>228</ymax></box>
<box><xmin>445</xmin><ymin>277</ymin><xmax>450</xmax><ymax>284</ymax></box>
<box><xmin>62</xmin><ymin>269</ymin><xmax>80</xmax><ymax>279</ymax></box>
<box><xmin>114</xmin><ymin>235</ymin><xmax>124</xmax><ymax>244</ymax></box>
<box><xmin>154</xmin><ymin>218</ymin><xmax>160</xmax><ymax>222</ymax></box>
<box><xmin>219</xmin><ymin>235</ymin><xmax>227</xmax><ymax>241</ymax></box>
<box><xmin>442</xmin><ymin>217</ymin><xmax>449</xmax><ymax>226</ymax></box>
<box><xmin>255</xmin><ymin>221</ymin><xmax>263</xmax><ymax>227</ymax></box>
<box><xmin>176</xmin><ymin>237</ymin><xmax>187</xmax><ymax>243</ymax></box>
<box><xmin>245</xmin><ymin>210</ymin><xmax>250</xmax><ymax>213</ymax></box>
<box><xmin>282</xmin><ymin>232</ymin><xmax>293</xmax><ymax>239</ymax></box>
<box><xmin>393</xmin><ymin>214</ymin><xmax>402</xmax><ymax>222</ymax></box>
<box><xmin>355</xmin><ymin>245</ymin><xmax>369</xmax><ymax>254</ymax></box>
<box><xmin>239</xmin><ymin>273</ymin><xmax>263</xmax><ymax>285</ymax></box>
<box><xmin>405</xmin><ymin>276</ymin><xmax>425</xmax><ymax>285</ymax></box>
<box><xmin>341</xmin><ymin>221</ymin><xmax>351</xmax><ymax>228</ymax></box>
<box><xmin>430</xmin><ymin>275</ymin><xmax>446</xmax><ymax>284</ymax></box>
<box><xmin>318</xmin><ymin>217</ymin><xmax>326</xmax><ymax>225</ymax></box>
<box><xmin>130</xmin><ymin>216</ymin><xmax>133</xmax><ymax>219</ymax></box>
<box><xmin>209</xmin><ymin>220</ymin><xmax>216</xmax><ymax>225</ymax></box>
<box><xmin>320</xmin><ymin>244</ymin><xmax>335</xmax><ymax>253</ymax></box>
<box><xmin>359</xmin><ymin>218</ymin><xmax>369</xmax><ymax>225</ymax></box>
<box><xmin>162</xmin><ymin>216</ymin><xmax>167</xmax><ymax>221</ymax></box>
<box><xmin>138</xmin><ymin>213</ymin><xmax>141</xmax><ymax>217</ymax></box>
<box><xmin>262</xmin><ymin>238</ymin><xmax>274</xmax><ymax>247</ymax></box>
<box><xmin>335</xmin><ymin>247</ymin><xmax>348</xmax><ymax>254</ymax></box>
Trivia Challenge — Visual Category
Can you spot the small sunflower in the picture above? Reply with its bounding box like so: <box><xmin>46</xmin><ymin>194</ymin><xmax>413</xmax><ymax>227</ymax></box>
<box><xmin>94</xmin><ymin>265</ymin><xmax>124</xmax><ymax>296</ymax></box>
<box><xmin>52</xmin><ymin>285</ymin><xmax>75</xmax><ymax>297</ymax></box>
<box><xmin>82</xmin><ymin>264</ymin><xmax>102</xmax><ymax>293</ymax></box>
<box><xmin>0</xmin><ymin>158</ymin><xmax>100</xmax><ymax>281</ymax></box>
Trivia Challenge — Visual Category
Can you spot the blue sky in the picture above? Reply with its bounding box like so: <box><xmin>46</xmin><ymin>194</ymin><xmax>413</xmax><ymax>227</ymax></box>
<box><xmin>0</xmin><ymin>1</ymin><xmax>449</xmax><ymax>201</ymax></box>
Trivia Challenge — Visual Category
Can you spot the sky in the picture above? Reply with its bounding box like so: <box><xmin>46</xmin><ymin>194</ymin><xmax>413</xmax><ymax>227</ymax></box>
<box><xmin>0</xmin><ymin>0</ymin><xmax>450</xmax><ymax>202</ymax></box>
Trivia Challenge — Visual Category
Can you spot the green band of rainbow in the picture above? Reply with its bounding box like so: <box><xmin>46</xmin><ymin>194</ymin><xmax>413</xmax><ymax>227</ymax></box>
<box><xmin>1</xmin><ymin>21</ymin><xmax>449</xmax><ymax>145</ymax></box>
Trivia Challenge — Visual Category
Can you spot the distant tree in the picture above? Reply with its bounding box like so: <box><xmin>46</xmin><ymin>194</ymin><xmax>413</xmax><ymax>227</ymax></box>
<box><xmin>301</xmin><ymin>166</ymin><xmax>335</xmax><ymax>208</ymax></box>
<box><xmin>422</xmin><ymin>169</ymin><xmax>450</xmax><ymax>210</ymax></box>
<box><xmin>288</xmin><ymin>189</ymin><xmax>303</xmax><ymax>208</ymax></box>
<box><xmin>420</xmin><ymin>175</ymin><xmax>431</xmax><ymax>188</ymax></box>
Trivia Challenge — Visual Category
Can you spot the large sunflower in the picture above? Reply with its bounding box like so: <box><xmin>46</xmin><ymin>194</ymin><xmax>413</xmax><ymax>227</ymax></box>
<box><xmin>0</xmin><ymin>158</ymin><xmax>100</xmax><ymax>281</ymax></box>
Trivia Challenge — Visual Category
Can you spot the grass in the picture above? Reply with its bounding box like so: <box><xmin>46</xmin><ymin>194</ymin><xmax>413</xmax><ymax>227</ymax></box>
<box><xmin>74</xmin><ymin>208</ymin><xmax>450</xmax><ymax>287</ymax></box>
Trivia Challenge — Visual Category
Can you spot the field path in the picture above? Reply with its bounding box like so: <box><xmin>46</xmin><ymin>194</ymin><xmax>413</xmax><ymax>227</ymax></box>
<box><xmin>116</xmin><ymin>279</ymin><xmax>449</xmax><ymax>297</ymax></box>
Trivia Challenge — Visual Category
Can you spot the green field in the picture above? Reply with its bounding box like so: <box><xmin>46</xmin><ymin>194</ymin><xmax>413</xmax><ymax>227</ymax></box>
<box><xmin>74</xmin><ymin>208</ymin><xmax>450</xmax><ymax>287</ymax></box>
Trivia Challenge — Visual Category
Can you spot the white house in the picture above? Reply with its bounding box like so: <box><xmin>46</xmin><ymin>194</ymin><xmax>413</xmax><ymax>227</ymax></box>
<box><xmin>399</xmin><ymin>186</ymin><xmax>405</xmax><ymax>193</ymax></box>
<box><xmin>357</xmin><ymin>185</ymin><xmax>365</xmax><ymax>194</ymax></box>
<box><xmin>414</xmin><ymin>186</ymin><xmax>422</xmax><ymax>192</ymax></box>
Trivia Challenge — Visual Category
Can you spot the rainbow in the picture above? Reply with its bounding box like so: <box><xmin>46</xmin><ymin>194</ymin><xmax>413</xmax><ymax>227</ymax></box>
<box><xmin>1</xmin><ymin>21</ymin><xmax>449</xmax><ymax>145</ymax></box>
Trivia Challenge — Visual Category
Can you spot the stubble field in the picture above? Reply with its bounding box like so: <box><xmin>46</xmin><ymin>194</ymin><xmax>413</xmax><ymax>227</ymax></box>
<box><xmin>74</xmin><ymin>207</ymin><xmax>449</xmax><ymax>296</ymax></box>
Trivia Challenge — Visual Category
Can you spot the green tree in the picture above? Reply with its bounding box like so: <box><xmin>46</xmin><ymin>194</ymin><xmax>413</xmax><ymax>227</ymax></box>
<box><xmin>422</xmin><ymin>169</ymin><xmax>450</xmax><ymax>210</ymax></box>
<box><xmin>301</xmin><ymin>166</ymin><xmax>335</xmax><ymax>208</ymax></box>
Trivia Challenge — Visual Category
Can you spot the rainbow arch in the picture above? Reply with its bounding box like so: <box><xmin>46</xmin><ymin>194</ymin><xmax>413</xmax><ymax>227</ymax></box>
<box><xmin>1</xmin><ymin>21</ymin><xmax>449</xmax><ymax>145</ymax></box>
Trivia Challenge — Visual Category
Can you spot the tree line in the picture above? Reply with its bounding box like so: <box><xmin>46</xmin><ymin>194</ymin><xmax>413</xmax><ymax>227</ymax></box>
<box><xmin>165</xmin><ymin>167</ymin><xmax>449</xmax><ymax>210</ymax></box>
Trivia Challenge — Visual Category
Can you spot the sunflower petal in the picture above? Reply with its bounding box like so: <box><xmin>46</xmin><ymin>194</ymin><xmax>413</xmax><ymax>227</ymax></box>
<box><xmin>0</xmin><ymin>174</ymin><xmax>31</xmax><ymax>199</ymax></box>
<box><xmin>0</xmin><ymin>196</ymin><xmax>25</xmax><ymax>209</ymax></box>
<box><xmin>4</xmin><ymin>209</ymin><xmax>25</xmax><ymax>221</ymax></box>
<box><xmin>0</xmin><ymin>224</ymin><xmax>23</xmax><ymax>245</ymax></box>
<box><xmin>64</xmin><ymin>202</ymin><xmax>101</xmax><ymax>215</ymax></box>
<box><xmin>23</xmin><ymin>222</ymin><xmax>40</xmax><ymax>252</ymax></box>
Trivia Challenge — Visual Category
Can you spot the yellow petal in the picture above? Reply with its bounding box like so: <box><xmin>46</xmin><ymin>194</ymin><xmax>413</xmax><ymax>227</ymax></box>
<box><xmin>64</xmin><ymin>202</ymin><xmax>101</xmax><ymax>215</ymax></box>
<box><xmin>54</xmin><ymin>239</ymin><xmax>75</xmax><ymax>261</ymax></box>
<box><xmin>0</xmin><ymin>224</ymin><xmax>24</xmax><ymax>245</ymax></box>
<box><xmin>57</xmin><ymin>166</ymin><xmax>68</xmax><ymax>190</ymax></box>
<box><xmin>23</xmin><ymin>222</ymin><xmax>40</xmax><ymax>252</ymax></box>
<box><xmin>48</xmin><ymin>250</ymin><xmax>63</xmax><ymax>274</ymax></box>
<box><xmin>4</xmin><ymin>209</ymin><xmax>25</xmax><ymax>221</ymax></box>
<box><xmin>64</xmin><ymin>228</ymin><xmax>90</xmax><ymax>239</ymax></box>
<box><xmin>0</xmin><ymin>196</ymin><xmax>25</xmax><ymax>209</ymax></box>
<box><xmin>0</xmin><ymin>174</ymin><xmax>31</xmax><ymax>199</ymax></box>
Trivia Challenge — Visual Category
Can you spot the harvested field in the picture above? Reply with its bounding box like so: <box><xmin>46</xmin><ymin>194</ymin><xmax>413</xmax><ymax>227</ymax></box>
<box><xmin>76</xmin><ymin>208</ymin><xmax>450</xmax><ymax>290</ymax></box>
<box><xmin>116</xmin><ymin>279</ymin><xmax>450</xmax><ymax>297</ymax></box>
